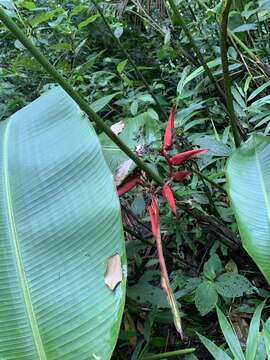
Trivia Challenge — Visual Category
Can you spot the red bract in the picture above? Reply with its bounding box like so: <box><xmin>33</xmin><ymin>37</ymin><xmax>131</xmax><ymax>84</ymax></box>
<box><xmin>147</xmin><ymin>194</ymin><xmax>159</xmax><ymax>239</ymax></box>
<box><xmin>117</xmin><ymin>177</ymin><xmax>144</xmax><ymax>197</ymax></box>
<box><xmin>171</xmin><ymin>171</ymin><xmax>192</xmax><ymax>182</ymax></box>
<box><xmin>162</xmin><ymin>184</ymin><xmax>176</xmax><ymax>215</ymax></box>
<box><xmin>163</xmin><ymin>105</ymin><xmax>176</xmax><ymax>151</ymax></box>
<box><xmin>169</xmin><ymin>149</ymin><xmax>208</xmax><ymax>166</ymax></box>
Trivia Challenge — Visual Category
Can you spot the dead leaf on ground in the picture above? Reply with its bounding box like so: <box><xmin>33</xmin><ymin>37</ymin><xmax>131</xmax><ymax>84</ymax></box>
<box><xmin>104</xmin><ymin>254</ymin><xmax>123</xmax><ymax>291</ymax></box>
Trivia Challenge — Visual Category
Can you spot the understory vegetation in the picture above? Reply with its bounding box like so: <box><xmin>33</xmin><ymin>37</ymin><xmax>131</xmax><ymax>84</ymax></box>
<box><xmin>1</xmin><ymin>0</ymin><xmax>270</xmax><ymax>359</ymax></box>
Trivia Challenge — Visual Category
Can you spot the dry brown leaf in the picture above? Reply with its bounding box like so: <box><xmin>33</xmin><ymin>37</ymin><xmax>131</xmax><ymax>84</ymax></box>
<box><xmin>111</xmin><ymin>120</ymin><xmax>125</xmax><ymax>135</ymax></box>
<box><xmin>104</xmin><ymin>254</ymin><xmax>123</xmax><ymax>291</ymax></box>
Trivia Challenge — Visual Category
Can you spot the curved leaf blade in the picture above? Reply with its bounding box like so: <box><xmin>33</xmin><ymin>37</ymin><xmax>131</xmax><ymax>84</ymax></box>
<box><xmin>227</xmin><ymin>134</ymin><xmax>270</xmax><ymax>284</ymax></box>
<box><xmin>197</xmin><ymin>332</ymin><xmax>232</xmax><ymax>360</ymax></box>
<box><xmin>246</xmin><ymin>301</ymin><xmax>265</xmax><ymax>360</ymax></box>
<box><xmin>216</xmin><ymin>307</ymin><xmax>245</xmax><ymax>360</ymax></box>
<box><xmin>0</xmin><ymin>86</ymin><xmax>126</xmax><ymax>359</ymax></box>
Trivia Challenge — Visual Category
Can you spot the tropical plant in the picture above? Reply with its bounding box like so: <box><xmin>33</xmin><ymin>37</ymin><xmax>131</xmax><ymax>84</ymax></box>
<box><xmin>1</xmin><ymin>0</ymin><xmax>270</xmax><ymax>358</ymax></box>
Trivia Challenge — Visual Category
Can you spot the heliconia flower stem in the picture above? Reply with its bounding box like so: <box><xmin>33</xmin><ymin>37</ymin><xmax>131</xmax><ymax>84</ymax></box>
<box><xmin>117</xmin><ymin>177</ymin><xmax>144</xmax><ymax>196</ymax></box>
<box><xmin>163</xmin><ymin>105</ymin><xmax>176</xmax><ymax>151</ymax></box>
<box><xmin>169</xmin><ymin>149</ymin><xmax>208</xmax><ymax>166</ymax></box>
<box><xmin>147</xmin><ymin>194</ymin><xmax>183</xmax><ymax>338</ymax></box>
<box><xmin>147</xmin><ymin>193</ymin><xmax>159</xmax><ymax>238</ymax></box>
<box><xmin>171</xmin><ymin>171</ymin><xmax>192</xmax><ymax>182</ymax></box>
<box><xmin>162</xmin><ymin>184</ymin><xmax>177</xmax><ymax>215</ymax></box>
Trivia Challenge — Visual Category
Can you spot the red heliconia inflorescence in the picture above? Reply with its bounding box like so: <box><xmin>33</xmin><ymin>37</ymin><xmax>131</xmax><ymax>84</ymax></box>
<box><xmin>162</xmin><ymin>184</ymin><xmax>176</xmax><ymax>215</ymax></box>
<box><xmin>169</xmin><ymin>149</ymin><xmax>208</xmax><ymax>166</ymax></box>
<box><xmin>117</xmin><ymin>106</ymin><xmax>208</xmax><ymax>220</ymax></box>
<box><xmin>117</xmin><ymin>177</ymin><xmax>145</xmax><ymax>197</ymax></box>
<box><xmin>163</xmin><ymin>105</ymin><xmax>176</xmax><ymax>151</ymax></box>
<box><xmin>171</xmin><ymin>171</ymin><xmax>192</xmax><ymax>182</ymax></box>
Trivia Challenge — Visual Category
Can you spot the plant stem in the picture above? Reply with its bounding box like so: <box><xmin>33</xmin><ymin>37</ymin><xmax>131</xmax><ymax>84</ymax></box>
<box><xmin>142</xmin><ymin>348</ymin><xmax>196</xmax><ymax>360</ymax></box>
<box><xmin>90</xmin><ymin>0</ymin><xmax>167</xmax><ymax>120</ymax></box>
<box><xmin>190</xmin><ymin>167</ymin><xmax>226</xmax><ymax>193</ymax></box>
<box><xmin>149</xmin><ymin>195</ymin><xmax>183</xmax><ymax>337</ymax></box>
<box><xmin>197</xmin><ymin>0</ymin><xmax>209</xmax><ymax>11</ymax></box>
<box><xmin>228</xmin><ymin>30</ymin><xmax>258</xmax><ymax>62</ymax></box>
<box><xmin>167</xmin><ymin>0</ymin><xmax>225</xmax><ymax>102</ymax></box>
<box><xmin>220</xmin><ymin>0</ymin><xmax>241</xmax><ymax>148</ymax></box>
<box><xmin>189</xmin><ymin>163</ymin><xmax>221</xmax><ymax>219</ymax></box>
<box><xmin>123</xmin><ymin>226</ymin><xmax>154</xmax><ymax>245</ymax></box>
<box><xmin>0</xmin><ymin>7</ymin><xmax>163</xmax><ymax>184</ymax></box>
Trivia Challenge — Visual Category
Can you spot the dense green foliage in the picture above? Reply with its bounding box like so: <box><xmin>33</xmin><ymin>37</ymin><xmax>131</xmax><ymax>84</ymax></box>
<box><xmin>1</xmin><ymin>0</ymin><xmax>270</xmax><ymax>358</ymax></box>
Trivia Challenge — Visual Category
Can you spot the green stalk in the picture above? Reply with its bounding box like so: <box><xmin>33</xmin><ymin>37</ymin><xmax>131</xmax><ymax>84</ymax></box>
<box><xmin>0</xmin><ymin>7</ymin><xmax>163</xmax><ymax>184</ymax></box>
<box><xmin>220</xmin><ymin>0</ymin><xmax>241</xmax><ymax>147</ymax></box>
<box><xmin>190</xmin><ymin>167</ymin><xmax>226</xmax><ymax>193</ymax></box>
<box><xmin>197</xmin><ymin>0</ymin><xmax>209</xmax><ymax>11</ymax></box>
<box><xmin>167</xmin><ymin>0</ymin><xmax>225</xmax><ymax>102</ymax></box>
<box><xmin>90</xmin><ymin>0</ymin><xmax>167</xmax><ymax>120</ymax></box>
<box><xmin>142</xmin><ymin>348</ymin><xmax>195</xmax><ymax>360</ymax></box>
<box><xmin>228</xmin><ymin>30</ymin><xmax>258</xmax><ymax>62</ymax></box>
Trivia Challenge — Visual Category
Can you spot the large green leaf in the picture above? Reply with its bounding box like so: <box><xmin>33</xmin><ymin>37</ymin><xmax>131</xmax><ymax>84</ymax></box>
<box><xmin>0</xmin><ymin>86</ymin><xmax>126</xmax><ymax>359</ymax></box>
<box><xmin>227</xmin><ymin>134</ymin><xmax>270</xmax><ymax>284</ymax></box>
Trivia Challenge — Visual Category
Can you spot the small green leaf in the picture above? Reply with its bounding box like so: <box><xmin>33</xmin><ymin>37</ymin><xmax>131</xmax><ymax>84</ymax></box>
<box><xmin>90</xmin><ymin>92</ymin><xmax>120</xmax><ymax>113</ymax></box>
<box><xmin>203</xmin><ymin>254</ymin><xmax>222</xmax><ymax>280</ymax></box>
<box><xmin>138</xmin><ymin>94</ymin><xmax>154</xmax><ymax>103</ymax></box>
<box><xmin>78</xmin><ymin>14</ymin><xmax>99</xmax><ymax>29</ymax></box>
<box><xmin>247</xmin><ymin>81</ymin><xmax>270</xmax><ymax>102</ymax></box>
<box><xmin>176</xmin><ymin>65</ymin><xmax>190</xmax><ymax>98</ymax></box>
<box><xmin>216</xmin><ymin>307</ymin><xmax>245</xmax><ymax>360</ymax></box>
<box><xmin>70</xmin><ymin>5</ymin><xmax>86</xmax><ymax>17</ymax></box>
<box><xmin>195</xmin><ymin>281</ymin><xmax>218</xmax><ymax>316</ymax></box>
<box><xmin>216</xmin><ymin>273</ymin><xmax>253</xmax><ymax>298</ymax></box>
<box><xmin>130</xmin><ymin>100</ymin><xmax>138</xmax><ymax>116</ymax></box>
<box><xmin>21</xmin><ymin>1</ymin><xmax>36</xmax><ymax>10</ymax></box>
<box><xmin>30</xmin><ymin>9</ymin><xmax>62</xmax><ymax>26</ymax></box>
<box><xmin>117</xmin><ymin>59</ymin><xmax>128</xmax><ymax>74</ymax></box>
<box><xmin>232</xmin><ymin>23</ymin><xmax>257</xmax><ymax>33</ymax></box>
<box><xmin>147</xmin><ymin>108</ymin><xmax>159</xmax><ymax>121</ymax></box>
<box><xmin>114</xmin><ymin>26</ymin><xmax>123</xmax><ymax>39</ymax></box>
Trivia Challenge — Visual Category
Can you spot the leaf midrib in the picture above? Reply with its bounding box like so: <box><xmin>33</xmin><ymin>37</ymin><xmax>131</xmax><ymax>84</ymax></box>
<box><xmin>3</xmin><ymin>118</ymin><xmax>47</xmax><ymax>359</ymax></box>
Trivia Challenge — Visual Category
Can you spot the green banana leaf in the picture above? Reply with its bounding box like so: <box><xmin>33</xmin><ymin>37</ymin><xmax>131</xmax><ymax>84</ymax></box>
<box><xmin>0</xmin><ymin>86</ymin><xmax>126</xmax><ymax>359</ymax></box>
<box><xmin>227</xmin><ymin>134</ymin><xmax>270</xmax><ymax>284</ymax></box>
